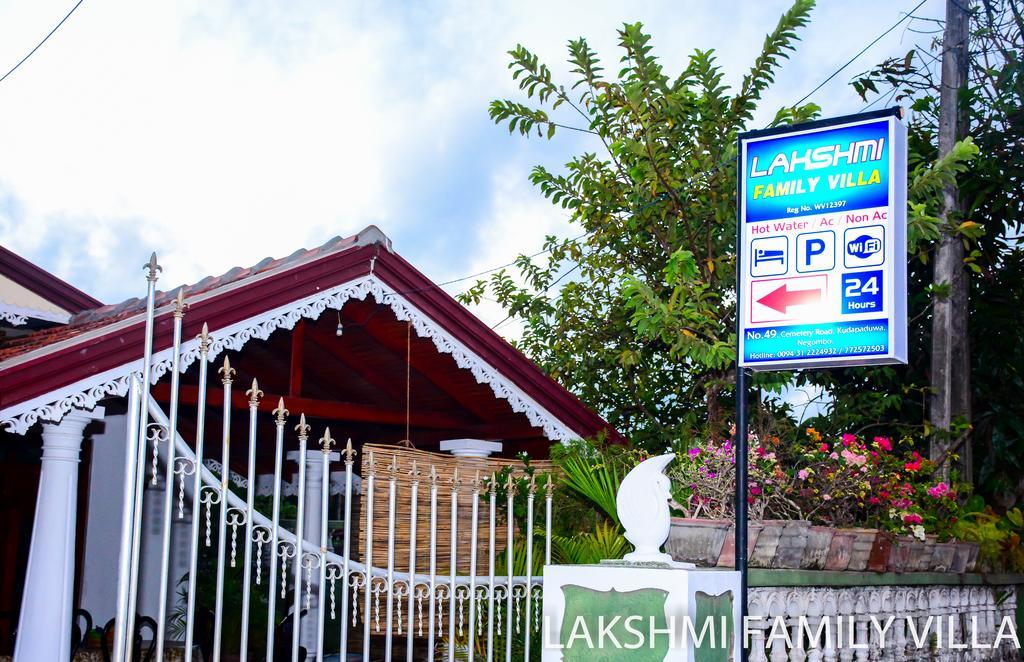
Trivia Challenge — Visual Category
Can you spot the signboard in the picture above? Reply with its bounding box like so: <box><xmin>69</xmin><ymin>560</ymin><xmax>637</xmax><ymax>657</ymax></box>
<box><xmin>542</xmin><ymin>564</ymin><xmax>741</xmax><ymax>661</ymax></box>
<box><xmin>737</xmin><ymin>108</ymin><xmax>907</xmax><ymax>370</ymax></box>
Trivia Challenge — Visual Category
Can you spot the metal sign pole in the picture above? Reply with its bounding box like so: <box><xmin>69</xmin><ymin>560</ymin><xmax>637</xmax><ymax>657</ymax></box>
<box><xmin>734</xmin><ymin>153</ymin><xmax>750</xmax><ymax>662</ymax></box>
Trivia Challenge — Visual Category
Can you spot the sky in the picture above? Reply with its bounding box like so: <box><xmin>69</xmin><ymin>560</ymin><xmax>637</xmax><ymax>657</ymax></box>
<box><xmin>0</xmin><ymin>0</ymin><xmax>943</xmax><ymax>339</ymax></box>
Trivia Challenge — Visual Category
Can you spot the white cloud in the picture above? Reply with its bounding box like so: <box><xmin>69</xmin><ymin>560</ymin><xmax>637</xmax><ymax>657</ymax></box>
<box><xmin>0</xmin><ymin>0</ymin><xmax>943</xmax><ymax>306</ymax></box>
<box><xmin>451</xmin><ymin>159</ymin><xmax>575</xmax><ymax>334</ymax></box>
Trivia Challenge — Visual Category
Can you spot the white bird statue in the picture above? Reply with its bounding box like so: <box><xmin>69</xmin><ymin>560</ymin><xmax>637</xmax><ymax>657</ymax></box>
<box><xmin>616</xmin><ymin>452</ymin><xmax>679</xmax><ymax>565</ymax></box>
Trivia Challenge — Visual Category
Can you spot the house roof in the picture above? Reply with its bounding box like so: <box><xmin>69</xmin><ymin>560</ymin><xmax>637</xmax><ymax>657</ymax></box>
<box><xmin>0</xmin><ymin>245</ymin><xmax>102</xmax><ymax>315</ymax></box>
<box><xmin>0</xmin><ymin>227</ymin><xmax>620</xmax><ymax>444</ymax></box>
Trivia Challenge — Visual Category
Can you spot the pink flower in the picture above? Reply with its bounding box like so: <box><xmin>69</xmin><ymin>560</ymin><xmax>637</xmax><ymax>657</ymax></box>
<box><xmin>829</xmin><ymin>452</ymin><xmax>839</xmax><ymax>460</ymax></box>
<box><xmin>841</xmin><ymin>449</ymin><xmax>867</xmax><ymax>466</ymax></box>
<box><xmin>927</xmin><ymin>482</ymin><xmax>950</xmax><ymax>498</ymax></box>
<box><xmin>869</xmin><ymin>497</ymin><xmax>881</xmax><ymax>505</ymax></box>
<box><xmin>749</xmin><ymin>485</ymin><xmax>762</xmax><ymax>496</ymax></box>
<box><xmin>798</xmin><ymin>469</ymin><xmax>809</xmax><ymax>480</ymax></box>
<box><xmin>818</xmin><ymin>443</ymin><xmax>829</xmax><ymax>453</ymax></box>
<box><xmin>903</xmin><ymin>513</ymin><xmax>923</xmax><ymax>525</ymax></box>
<box><xmin>841</xmin><ymin>433</ymin><xmax>856</xmax><ymax>447</ymax></box>
<box><xmin>904</xmin><ymin>460</ymin><xmax>922</xmax><ymax>472</ymax></box>
<box><xmin>688</xmin><ymin>447</ymin><xmax>701</xmax><ymax>458</ymax></box>
<box><xmin>874</xmin><ymin>436</ymin><xmax>893</xmax><ymax>452</ymax></box>
<box><xmin>822</xmin><ymin>494</ymin><xmax>832</xmax><ymax>501</ymax></box>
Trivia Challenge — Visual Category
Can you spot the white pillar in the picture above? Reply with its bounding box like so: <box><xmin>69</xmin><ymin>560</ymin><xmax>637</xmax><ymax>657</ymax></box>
<box><xmin>14</xmin><ymin>407</ymin><xmax>104</xmax><ymax>662</ymax></box>
<box><xmin>287</xmin><ymin>449</ymin><xmax>339</xmax><ymax>657</ymax></box>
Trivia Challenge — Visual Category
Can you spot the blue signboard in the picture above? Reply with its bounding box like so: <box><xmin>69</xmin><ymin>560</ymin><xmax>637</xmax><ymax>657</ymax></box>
<box><xmin>738</xmin><ymin>109</ymin><xmax>907</xmax><ymax>370</ymax></box>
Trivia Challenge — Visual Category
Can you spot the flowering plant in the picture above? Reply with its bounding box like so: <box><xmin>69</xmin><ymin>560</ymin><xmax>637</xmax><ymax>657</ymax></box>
<box><xmin>668</xmin><ymin>435</ymin><xmax>798</xmax><ymax>521</ymax></box>
<box><xmin>792</xmin><ymin>429</ymin><xmax>959</xmax><ymax>539</ymax></box>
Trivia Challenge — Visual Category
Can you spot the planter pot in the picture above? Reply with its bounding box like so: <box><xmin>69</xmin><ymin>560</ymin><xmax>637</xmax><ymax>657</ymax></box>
<box><xmin>951</xmin><ymin>541</ymin><xmax>973</xmax><ymax>573</ymax></box>
<box><xmin>717</xmin><ymin>522</ymin><xmax>762</xmax><ymax>568</ymax></box>
<box><xmin>772</xmin><ymin>520</ymin><xmax>811</xmax><ymax>569</ymax></box>
<box><xmin>666</xmin><ymin>518</ymin><xmax>731</xmax><ymax>567</ymax></box>
<box><xmin>750</xmin><ymin>520</ymin><xmax>784</xmax><ymax>568</ymax></box>
<box><xmin>930</xmin><ymin>541</ymin><xmax>957</xmax><ymax>572</ymax></box>
<box><xmin>867</xmin><ymin>532</ymin><xmax>894</xmax><ymax>572</ymax></box>
<box><xmin>888</xmin><ymin>536</ymin><xmax>914</xmax><ymax>573</ymax></box>
<box><xmin>824</xmin><ymin>531</ymin><xmax>856</xmax><ymax>571</ymax></box>
<box><xmin>904</xmin><ymin>536</ymin><xmax>926</xmax><ymax>571</ymax></box>
<box><xmin>964</xmin><ymin>541</ymin><xmax>980</xmax><ymax>572</ymax></box>
<box><xmin>842</xmin><ymin>528</ymin><xmax>879</xmax><ymax>571</ymax></box>
<box><xmin>911</xmin><ymin>535</ymin><xmax>938</xmax><ymax>572</ymax></box>
<box><xmin>801</xmin><ymin>525</ymin><xmax>836</xmax><ymax>570</ymax></box>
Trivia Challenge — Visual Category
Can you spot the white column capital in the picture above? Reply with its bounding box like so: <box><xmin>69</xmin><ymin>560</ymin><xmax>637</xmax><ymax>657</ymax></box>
<box><xmin>287</xmin><ymin>449</ymin><xmax>341</xmax><ymax>466</ymax></box>
<box><xmin>39</xmin><ymin>407</ymin><xmax>105</xmax><ymax>462</ymax></box>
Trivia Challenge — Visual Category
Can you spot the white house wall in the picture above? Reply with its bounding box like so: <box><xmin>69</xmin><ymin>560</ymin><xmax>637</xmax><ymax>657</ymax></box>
<box><xmin>80</xmin><ymin>413</ymin><xmax>190</xmax><ymax>634</ymax></box>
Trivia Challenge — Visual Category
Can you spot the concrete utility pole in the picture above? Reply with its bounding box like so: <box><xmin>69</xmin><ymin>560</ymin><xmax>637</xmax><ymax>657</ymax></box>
<box><xmin>929</xmin><ymin>0</ymin><xmax>972</xmax><ymax>482</ymax></box>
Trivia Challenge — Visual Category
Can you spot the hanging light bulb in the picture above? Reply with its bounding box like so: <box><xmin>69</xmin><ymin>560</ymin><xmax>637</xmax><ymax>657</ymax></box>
<box><xmin>335</xmin><ymin>311</ymin><xmax>344</xmax><ymax>337</ymax></box>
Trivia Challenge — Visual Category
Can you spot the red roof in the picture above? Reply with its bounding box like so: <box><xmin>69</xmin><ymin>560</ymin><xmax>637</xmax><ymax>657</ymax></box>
<box><xmin>0</xmin><ymin>245</ymin><xmax>102</xmax><ymax>314</ymax></box>
<box><xmin>0</xmin><ymin>228</ymin><xmax>619</xmax><ymax>443</ymax></box>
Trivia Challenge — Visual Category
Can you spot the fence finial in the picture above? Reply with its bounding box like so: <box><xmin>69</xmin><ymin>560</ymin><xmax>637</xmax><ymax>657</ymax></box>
<box><xmin>198</xmin><ymin>322</ymin><xmax>211</xmax><ymax>354</ymax></box>
<box><xmin>295</xmin><ymin>413</ymin><xmax>310</xmax><ymax>439</ymax></box>
<box><xmin>343</xmin><ymin>437</ymin><xmax>356</xmax><ymax>464</ymax></box>
<box><xmin>545</xmin><ymin>472</ymin><xmax>555</xmax><ymax>497</ymax></box>
<box><xmin>506</xmin><ymin>471</ymin><xmax>519</xmax><ymax>498</ymax></box>
<box><xmin>173</xmin><ymin>288</ymin><xmax>187</xmax><ymax>318</ymax></box>
<box><xmin>451</xmin><ymin>467</ymin><xmax>461</xmax><ymax>492</ymax></box>
<box><xmin>320</xmin><ymin>427</ymin><xmax>335</xmax><ymax>454</ymax></box>
<box><xmin>409</xmin><ymin>459</ymin><xmax>421</xmax><ymax>483</ymax></box>
<box><xmin>247</xmin><ymin>378</ymin><xmax>263</xmax><ymax>406</ymax></box>
<box><xmin>489</xmin><ymin>472</ymin><xmax>497</xmax><ymax>495</ymax></box>
<box><xmin>273</xmin><ymin>397</ymin><xmax>289</xmax><ymax>423</ymax></box>
<box><xmin>219</xmin><ymin>356</ymin><xmax>235</xmax><ymax>385</ymax></box>
<box><xmin>144</xmin><ymin>252</ymin><xmax>162</xmax><ymax>282</ymax></box>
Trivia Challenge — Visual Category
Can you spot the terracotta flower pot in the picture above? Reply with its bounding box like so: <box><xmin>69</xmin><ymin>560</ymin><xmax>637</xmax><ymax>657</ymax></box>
<box><xmin>904</xmin><ymin>536</ymin><xmax>926</xmax><ymax>571</ymax></box>
<box><xmin>964</xmin><ymin>541</ymin><xmax>980</xmax><ymax>572</ymax></box>
<box><xmin>867</xmin><ymin>532</ymin><xmax>894</xmax><ymax>572</ymax></box>
<box><xmin>824</xmin><ymin>531</ymin><xmax>856</xmax><ymax>570</ymax></box>
<box><xmin>717</xmin><ymin>522</ymin><xmax>762</xmax><ymax>568</ymax></box>
<box><xmin>801</xmin><ymin>525</ymin><xmax>836</xmax><ymax>570</ymax></box>
<box><xmin>666</xmin><ymin>518</ymin><xmax>732</xmax><ymax>567</ymax></box>
<box><xmin>951</xmin><ymin>541</ymin><xmax>973</xmax><ymax>573</ymax></box>
<box><xmin>888</xmin><ymin>536</ymin><xmax>914</xmax><ymax>573</ymax></box>
<box><xmin>930</xmin><ymin>541</ymin><xmax>957</xmax><ymax>572</ymax></box>
<box><xmin>772</xmin><ymin>520</ymin><xmax>811</xmax><ymax>569</ymax></box>
<box><xmin>911</xmin><ymin>534</ymin><xmax>937</xmax><ymax>571</ymax></box>
<box><xmin>842</xmin><ymin>527</ymin><xmax>879</xmax><ymax>571</ymax></box>
<box><xmin>750</xmin><ymin>520</ymin><xmax>784</xmax><ymax>568</ymax></box>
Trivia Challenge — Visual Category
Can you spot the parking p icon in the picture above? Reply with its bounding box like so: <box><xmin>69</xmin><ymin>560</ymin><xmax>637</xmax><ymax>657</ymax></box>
<box><xmin>796</xmin><ymin>230</ymin><xmax>835</xmax><ymax>273</ymax></box>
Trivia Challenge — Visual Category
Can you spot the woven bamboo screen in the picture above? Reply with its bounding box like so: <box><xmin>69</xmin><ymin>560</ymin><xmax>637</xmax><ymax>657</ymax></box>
<box><xmin>356</xmin><ymin>443</ymin><xmax>556</xmax><ymax>576</ymax></box>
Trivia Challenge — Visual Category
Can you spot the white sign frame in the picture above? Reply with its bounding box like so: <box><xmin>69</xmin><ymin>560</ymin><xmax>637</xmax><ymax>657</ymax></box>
<box><xmin>737</xmin><ymin>109</ymin><xmax>908</xmax><ymax>371</ymax></box>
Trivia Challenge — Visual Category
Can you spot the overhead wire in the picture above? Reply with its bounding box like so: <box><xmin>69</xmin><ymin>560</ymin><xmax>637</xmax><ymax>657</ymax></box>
<box><xmin>0</xmin><ymin>0</ymin><xmax>86</xmax><ymax>85</ymax></box>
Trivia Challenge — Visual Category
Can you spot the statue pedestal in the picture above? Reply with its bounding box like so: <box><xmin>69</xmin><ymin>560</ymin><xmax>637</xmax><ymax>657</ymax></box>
<box><xmin>541</xmin><ymin>564</ymin><xmax>741</xmax><ymax>661</ymax></box>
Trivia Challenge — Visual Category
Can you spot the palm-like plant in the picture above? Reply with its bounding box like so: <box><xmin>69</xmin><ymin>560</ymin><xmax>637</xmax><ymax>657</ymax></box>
<box><xmin>554</xmin><ymin>444</ymin><xmax>629</xmax><ymax>526</ymax></box>
<box><xmin>552</xmin><ymin>521</ymin><xmax>630</xmax><ymax>565</ymax></box>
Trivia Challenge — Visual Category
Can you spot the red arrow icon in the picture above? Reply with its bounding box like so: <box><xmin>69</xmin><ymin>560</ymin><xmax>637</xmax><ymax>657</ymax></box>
<box><xmin>756</xmin><ymin>282</ymin><xmax>822</xmax><ymax>314</ymax></box>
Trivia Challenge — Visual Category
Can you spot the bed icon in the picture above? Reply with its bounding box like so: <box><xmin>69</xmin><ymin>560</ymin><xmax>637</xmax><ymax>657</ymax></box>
<box><xmin>754</xmin><ymin>248</ymin><xmax>785</xmax><ymax>267</ymax></box>
<box><xmin>749</xmin><ymin>236</ymin><xmax>788</xmax><ymax>277</ymax></box>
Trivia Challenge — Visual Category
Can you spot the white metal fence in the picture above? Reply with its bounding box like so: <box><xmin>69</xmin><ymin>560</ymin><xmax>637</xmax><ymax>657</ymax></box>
<box><xmin>111</xmin><ymin>259</ymin><xmax>550</xmax><ymax>662</ymax></box>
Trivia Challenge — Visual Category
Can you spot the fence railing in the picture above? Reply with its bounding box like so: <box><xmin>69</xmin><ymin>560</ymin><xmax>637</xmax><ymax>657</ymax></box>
<box><xmin>747</xmin><ymin>584</ymin><xmax>1019</xmax><ymax>662</ymax></box>
<box><xmin>111</xmin><ymin>263</ymin><xmax>551</xmax><ymax>662</ymax></box>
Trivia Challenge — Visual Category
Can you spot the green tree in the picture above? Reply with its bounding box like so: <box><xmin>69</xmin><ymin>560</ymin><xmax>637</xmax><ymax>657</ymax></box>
<box><xmin>806</xmin><ymin>0</ymin><xmax>1023</xmax><ymax>502</ymax></box>
<box><xmin>461</xmin><ymin>1</ymin><xmax>818</xmax><ymax>449</ymax></box>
